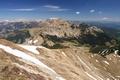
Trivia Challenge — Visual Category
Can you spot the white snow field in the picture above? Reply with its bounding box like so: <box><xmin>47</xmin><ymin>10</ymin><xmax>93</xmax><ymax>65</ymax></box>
<box><xmin>0</xmin><ymin>44</ymin><xmax>65</xmax><ymax>80</ymax></box>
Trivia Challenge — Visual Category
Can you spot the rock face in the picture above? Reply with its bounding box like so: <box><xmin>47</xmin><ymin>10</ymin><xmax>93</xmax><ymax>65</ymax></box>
<box><xmin>3</xmin><ymin>19</ymin><xmax>117</xmax><ymax>52</ymax></box>
<box><xmin>30</xmin><ymin>19</ymin><xmax>75</xmax><ymax>38</ymax></box>
<box><xmin>24</xmin><ymin>19</ymin><xmax>116</xmax><ymax>49</ymax></box>
<box><xmin>0</xmin><ymin>39</ymin><xmax>120</xmax><ymax>80</ymax></box>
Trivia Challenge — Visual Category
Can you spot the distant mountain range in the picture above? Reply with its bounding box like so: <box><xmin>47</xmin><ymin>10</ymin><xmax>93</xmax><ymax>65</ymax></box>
<box><xmin>0</xmin><ymin>19</ymin><xmax>118</xmax><ymax>56</ymax></box>
<box><xmin>0</xmin><ymin>19</ymin><xmax>119</xmax><ymax>55</ymax></box>
<box><xmin>0</xmin><ymin>19</ymin><xmax>120</xmax><ymax>80</ymax></box>
<box><xmin>71</xmin><ymin>21</ymin><xmax>120</xmax><ymax>29</ymax></box>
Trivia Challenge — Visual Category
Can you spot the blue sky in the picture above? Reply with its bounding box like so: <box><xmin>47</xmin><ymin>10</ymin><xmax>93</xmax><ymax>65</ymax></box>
<box><xmin>0</xmin><ymin>0</ymin><xmax>120</xmax><ymax>21</ymax></box>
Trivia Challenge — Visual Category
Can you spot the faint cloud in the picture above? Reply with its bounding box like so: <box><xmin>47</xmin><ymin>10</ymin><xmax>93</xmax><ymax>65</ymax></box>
<box><xmin>90</xmin><ymin>9</ymin><xmax>95</xmax><ymax>13</ymax></box>
<box><xmin>43</xmin><ymin>5</ymin><xmax>60</xmax><ymax>9</ymax></box>
<box><xmin>9</xmin><ymin>8</ymin><xmax>35</xmax><ymax>11</ymax></box>
<box><xmin>43</xmin><ymin>5</ymin><xmax>70</xmax><ymax>11</ymax></box>
<box><xmin>76</xmin><ymin>11</ymin><xmax>80</xmax><ymax>15</ymax></box>
<box><xmin>102</xmin><ymin>17</ymin><xmax>110</xmax><ymax>20</ymax></box>
<box><xmin>51</xmin><ymin>8</ymin><xmax>70</xmax><ymax>11</ymax></box>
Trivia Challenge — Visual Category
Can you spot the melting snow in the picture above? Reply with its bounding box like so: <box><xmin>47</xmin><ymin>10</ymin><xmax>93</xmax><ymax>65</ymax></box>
<box><xmin>85</xmin><ymin>72</ymin><xmax>97</xmax><ymax>80</ymax></box>
<box><xmin>28</xmin><ymin>40</ymin><xmax>32</xmax><ymax>44</ymax></box>
<box><xmin>61</xmin><ymin>52</ymin><xmax>67</xmax><ymax>57</ymax></box>
<box><xmin>114</xmin><ymin>50</ymin><xmax>119</xmax><ymax>55</ymax></box>
<box><xmin>77</xmin><ymin>56</ymin><xmax>91</xmax><ymax>70</ymax></box>
<box><xmin>18</xmin><ymin>45</ymin><xmax>42</xmax><ymax>54</ymax></box>
<box><xmin>33</xmin><ymin>39</ymin><xmax>38</xmax><ymax>44</ymax></box>
<box><xmin>103</xmin><ymin>61</ymin><xmax>109</xmax><ymax>65</ymax></box>
<box><xmin>0</xmin><ymin>44</ymin><xmax>65</xmax><ymax>80</ymax></box>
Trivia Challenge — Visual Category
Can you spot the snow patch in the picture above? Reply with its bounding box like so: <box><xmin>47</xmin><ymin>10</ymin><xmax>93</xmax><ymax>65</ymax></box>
<box><xmin>33</xmin><ymin>39</ymin><xmax>38</xmax><ymax>44</ymax></box>
<box><xmin>77</xmin><ymin>56</ymin><xmax>91</xmax><ymax>70</ymax></box>
<box><xmin>18</xmin><ymin>44</ymin><xmax>51</xmax><ymax>54</ymax></box>
<box><xmin>114</xmin><ymin>50</ymin><xmax>119</xmax><ymax>55</ymax></box>
<box><xmin>103</xmin><ymin>61</ymin><xmax>109</xmax><ymax>65</ymax></box>
<box><xmin>0</xmin><ymin>44</ymin><xmax>65</xmax><ymax>80</ymax></box>
<box><xmin>85</xmin><ymin>72</ymin><xmax>97</xmax><ymax>80</ymax></box>
<box><xmin>18</xmin><ymin>45</ymin><xmax>41</xmax><ymax>54</ymax></box>
<box><xmin>61</xmin><ymin>52</ymin><xmax>67</xmax><ymax>57</ymax></box>
<box><xmin>28</xmin><ymin>40</ymin><xmax>32</xmax><ymax>44</ymax></box>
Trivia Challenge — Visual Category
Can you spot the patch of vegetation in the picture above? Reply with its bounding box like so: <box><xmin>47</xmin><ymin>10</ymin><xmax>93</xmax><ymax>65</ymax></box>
<box><xmin>45</xmin><ymin>35</ymin><xmax>63</xmax><ymax>43</ymax></box>
<box><xmin>42</xmin><ymin>43</ymin><xmax>68</xmax><ymax>49</ymax></box>
<box><xmin>51</xmin><ymin>44</ymin><xmax>67</xmax><ymax>49</ymax></box>
<box><xmin>6</xmin><ymin>30</ymin><xmax>31</xmax><ymax>44</ymax></box>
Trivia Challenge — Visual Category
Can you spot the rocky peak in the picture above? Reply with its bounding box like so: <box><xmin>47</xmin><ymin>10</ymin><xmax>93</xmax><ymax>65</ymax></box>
<box><xmin>40</xmin><ymin>18</ymin><xmax>71</xmax><ymax>28</ymax></box>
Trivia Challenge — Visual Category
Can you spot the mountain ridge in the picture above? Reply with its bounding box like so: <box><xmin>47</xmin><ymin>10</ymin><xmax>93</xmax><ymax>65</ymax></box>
<box><xmin>0</xmin><ymin>39</ymin><xmax>120</xmax><ymax>80</ymax></box>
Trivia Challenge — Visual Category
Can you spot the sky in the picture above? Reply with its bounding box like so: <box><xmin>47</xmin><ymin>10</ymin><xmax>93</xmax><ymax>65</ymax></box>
<box><xmin>0</xmin><ymin>0</ymin><xmax>120</xmax><ymax>21</ymax></box>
